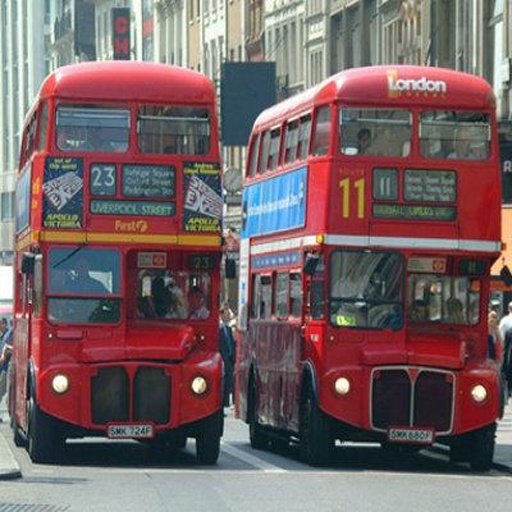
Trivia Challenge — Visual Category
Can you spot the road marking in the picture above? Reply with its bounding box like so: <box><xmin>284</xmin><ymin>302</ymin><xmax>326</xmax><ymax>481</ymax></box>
<box><xmin>220</xmin><ymin>442</ymin><xmax>287</xmax><ymax>473</ymax></box>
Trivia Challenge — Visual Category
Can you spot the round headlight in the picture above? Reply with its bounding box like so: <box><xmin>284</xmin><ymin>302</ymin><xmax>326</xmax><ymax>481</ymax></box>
<box><xmin>51</xmin><ymin>374</ymin><xmax>69</xmax><ymax>394</ymax></box>
<box><xmin>471</xmin><ymin>384</ymin><xmax>487</xmax><ymax>403</ymax></box>
<box><xmin>191</xmin><ymin>376</ymin><xmax>208</xmax><ymax>395</ymax></box>
<box><xmin>334</xmin><ymin>377</ymin><xmax>350</xmax><ymax>396</ymax></box>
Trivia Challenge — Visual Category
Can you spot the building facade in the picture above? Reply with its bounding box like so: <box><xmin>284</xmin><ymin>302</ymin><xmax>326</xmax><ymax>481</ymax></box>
<box><xmin>1</xmin><ymin>0</ymin><xmax>512</xmax><ymax>265</ymax></box>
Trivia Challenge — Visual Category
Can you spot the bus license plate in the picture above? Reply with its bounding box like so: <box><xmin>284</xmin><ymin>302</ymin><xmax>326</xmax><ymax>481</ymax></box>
<box><xmin>387</xmin><ymin>427</ymin><xmax>434</xmax><ymax>445</ymax></box>
<box><xmin>107</xmin><ymin>424</ymin><xmax>154</xmax><ymax>439</ymax></box>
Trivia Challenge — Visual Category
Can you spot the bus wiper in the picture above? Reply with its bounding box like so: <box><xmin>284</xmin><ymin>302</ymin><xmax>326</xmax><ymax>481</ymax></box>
<box><xmin>52</xmin><ymin>243</ymin><xmax>87</xmax><ymax>269</ymax></box>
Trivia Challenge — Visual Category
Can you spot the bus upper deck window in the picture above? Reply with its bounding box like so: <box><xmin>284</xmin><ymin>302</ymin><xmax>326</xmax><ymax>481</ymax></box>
<box><xmin>311</xmin><ymin>106</ymin><xmax>331</xmax><ymax>156</ymax></box>
<box><xmin>56</xmin><ymin>106</ymin><xmax>130</xmax><ymax>153</ymax></box>
<box><xmin>419</xmin><ymin>111</ymin><xmax>490</xmax><ymax>160</ymax></box>
<box><xmin>297</xmin><ymin>115</ymin><xmax>311</xmax><ymax>160</ymax></box>
<box><xmin>137</xmin><ymin>105</ymin><xmax>210</xmax><ymax>155</ymax></box>
<box><xmin>340</xmin><ymin>107</ymin><xmax>412</xmax><ymax>157</ymax></box>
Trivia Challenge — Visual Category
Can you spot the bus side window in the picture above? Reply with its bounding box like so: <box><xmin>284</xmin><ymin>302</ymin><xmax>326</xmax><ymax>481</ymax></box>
<box><xmin>33</xmin><ymin>255</ymin><xmax>43</xmax><ymax>317</ymax></box>
<box><xmin>290</xmin><ymin>272</ymin><xmax>302</xmax><ymax>317</ymax></box>
<box><xmin>258</xmin><ymin>131</ymin><xmax>271</xmax><ymax>174</ymax></box>
<box><xmin>284</xmin><ymin>120</ymin><xmax>299</xmax><ymax>164</ymax></box>
<box><xmin>274</xmin><ymin>271</ymin><xmax>289</xmax><ymax>318</ymax></box>
<box><xmin>311</xmin><ymin>106</ymin><xmax>331</xmax><ymax>156</ymax></box>
<box><xmin>268</xmin><ymin>127</ymin><xmax>281</xmax><ymax>171</ymax></box>
<box><xmin>250</xmin><ymin>274</ymin><xmax>261</xmax><ymax>319</ymax></box>
<box><xmin>260</xmin><ymin>275</ymin><xmax>272</xmax><ymax>319</ymax></box>
<box><xmin>248</xmin><ymin>133</ymin><xmax>261</xmax><ymax>177</ymax></box>
<box><xmin>37</xmin><ymin>102</ymin><xmax>49</xmax><ymax>152</ymax></box>
<box><xmin>297</xmin><ymin>115</ymin><xmax>311</xmax><ymax>160</ymax></box>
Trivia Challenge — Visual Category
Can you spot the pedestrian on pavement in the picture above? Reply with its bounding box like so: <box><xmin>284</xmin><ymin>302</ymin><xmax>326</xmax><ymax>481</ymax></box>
<box><xmin>499</xmin><ymin>302</ymin><xmax>512</xmax><ymax>391</ymax></box>
<box><xmin>0</xmin><ymin>318</ymin><xmax>13</xmax><ymax>419</ymax></box>
<box><xmin>219</xmin><ymin>303</ymin><xmax>236</xmax><ymax>408</ymax></box>
<box><xmin>489</xmin><ymin>310</ymin><xmax>504</xmax><ymax>366</ymax></box>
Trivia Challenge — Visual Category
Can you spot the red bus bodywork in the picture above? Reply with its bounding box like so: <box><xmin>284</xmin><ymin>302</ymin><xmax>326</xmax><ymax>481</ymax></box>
<box><xmin>236</xmin><ymin>65</ymin><xmax>503</xmax><ymax>470</ymax></box>
<box><xmin>11</xmin><ymin>62</ymin><xmax>224</xmax><ymax>464</ymax></box>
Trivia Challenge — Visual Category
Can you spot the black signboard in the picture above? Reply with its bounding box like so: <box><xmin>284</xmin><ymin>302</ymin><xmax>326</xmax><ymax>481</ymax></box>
<box><xmin>373</xmin><ymin>203</ymin><xmax>456</xmax><ymax>221</ymax></box>
<box><xmin>122</xmin><ymin>165</ymin><xmax>175</xmax><ymax>198</ymax></box>
<box><xmin>501</xmin><ymin>141</ymin><xmax>512</xmax><ymax>204</ymax></box>
<box><xmin>112</xmin><ymin>7</ymin><xmax>130</xmax><ymax>60</ymax></box>
<box><xmin>90</xmin><ymin>164</ymin><xmax>117</xmax><ymax>196</ymax></box>
<box><xmin>91</xmin><ymin>199</ymin><xmax>175</xmax><ymax>217</ymax></box>
<box><xmin>186</xmin><ymin>254</ymin><xmax>218</xmax><ymax>271</ymax></box>
<box><xmin>42</xmin><ymin>157</ymin><xmax>83</xmax><ymax>229</ymax></box>
<box><xmin>404</xmin><ymin>170</ymin><xmax>456</xmax><ymax>203</ymax></box>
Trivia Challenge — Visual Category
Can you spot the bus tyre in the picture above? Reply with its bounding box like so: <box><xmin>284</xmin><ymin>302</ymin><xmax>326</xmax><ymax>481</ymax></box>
<box><xmin>248</xmin><ymin>378</ymin><xmax>266</xmax><ymax>450</ymax></box>
<box><xmin>300</xmin><ymin>384</ymin><xmax>333</xmax><ymax>467</ymax></box>
<box><xmin>12</xmin><ymin>421</ymin><xmax>25</xmax><ymax>448</ymax></box>
<box><xmin>27</xmin><ymin>397</ymin><xmax>62</xmax><ymax>464</ymax></box>
<box><xmin>195</xmin><ymin>411</ymin><xmax>223</xmax><ymax>465</ymax></box>
<box><xmin>469</xmin><ymin>423</ymin><xmax>496</xmax><ymax>472</ymax></box>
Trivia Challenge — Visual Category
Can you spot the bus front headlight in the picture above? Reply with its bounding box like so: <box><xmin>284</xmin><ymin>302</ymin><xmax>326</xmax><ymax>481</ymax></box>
<box><xmin>470</xmin><ymin>384</ymin><xmax>487</xmax><ymax>403</ymax></box>
<box><xmin>191</xmin><ymin>376</ymin><xmax>208</xmax><ymax>395</ymax></box>
<box><xmin>51</xmin><ymin>374</ymin><xmax>69</xmax><ymax>394</ymax></box>
<box><xmin>334</xmin><ymin>377</ymin><xmax>351</xmax><ymax>396</ymax></box>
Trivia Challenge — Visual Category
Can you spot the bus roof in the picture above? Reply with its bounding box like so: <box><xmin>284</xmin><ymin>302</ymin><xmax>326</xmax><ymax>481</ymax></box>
<box><xmin>253</xmin><ymin>65</ymin><xmax>495</xmax><ymax>129</ymax></box>
<box><xmin>36</xmin><ymin>61</ymin><xmax>215</xmax><ymax>105</ymax></box>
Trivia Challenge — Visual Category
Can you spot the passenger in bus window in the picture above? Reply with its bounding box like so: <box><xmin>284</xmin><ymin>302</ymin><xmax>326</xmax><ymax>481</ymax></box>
<box><xmin>167</xmin><ymin>278</ymin><xmax>188</xmax><ymax>319</ymax></box>
<box><xmin>445</xmin><ymin>297</ymin><xmax>464</xmax><ymax>323</ymax></box>
<box><xmin>357</xmin><ymin>128</ymin><xmax>372</xmax><ymax>154</ymax></box>
<box><xmin>409</xmin><ymin>299</ymin><xmax>429</xmax><ymax>322</ymax></box>
<box><xmin>69</xmin><ymin>258</ymin><xmax>109</xmax><ymax>294</ymax></box>
<box><xmin>151</xmin><ymin>276</ymin><xmax>172</xmax><ymax>318</ymax></box>
<box><xmin>188</xmin><ymin>286</ymin><xmax>209</xmax><ymax>319</ymax></box>
<box><xmin>57</xmin><ymin>126</ymin><xmax>74</xmax><ymax>150</ymax></box>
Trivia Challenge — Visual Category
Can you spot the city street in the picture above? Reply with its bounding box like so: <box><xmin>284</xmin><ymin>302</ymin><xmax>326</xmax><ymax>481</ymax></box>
<box><xmin>1</xmin><ymin>405</ymin><xmax>512</xmax><ymax>512</ymax></box>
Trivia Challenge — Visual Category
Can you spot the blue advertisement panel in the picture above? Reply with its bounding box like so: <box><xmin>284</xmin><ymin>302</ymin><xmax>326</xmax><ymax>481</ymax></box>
<box><xmin>15</xmin><ymin>163</ymin><xmax>31</xmax><ymax>233</ymax></box>
<box><xmin>242</xmin><ymin>167</ymin><xmax>307</xmax><ymax>238</ymax></box>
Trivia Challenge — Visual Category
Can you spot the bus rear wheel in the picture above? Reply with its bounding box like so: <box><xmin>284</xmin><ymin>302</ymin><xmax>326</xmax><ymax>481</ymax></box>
<box><xmin>195</xmin><ymin>411</ymin><xmax>223</xmax><ymax>465</ymax></box>
<box><xmin>300</xmin><ymin>383</ymin><xmax>333</xmax><ymax>467</ymax></box>
<box><xmin>248</xmin><ymin>378</ymin><xmax>266</xmax><ymax>450</ymax></box>
<box><xmin>27</xmin><ymin>396</ymin><xmax>63</xmax><ymax>464</ymax></box>
<box><xmin>469</xmin><ymin>423</ymin><xmax>496</xmax><ymax>472</ymax></box>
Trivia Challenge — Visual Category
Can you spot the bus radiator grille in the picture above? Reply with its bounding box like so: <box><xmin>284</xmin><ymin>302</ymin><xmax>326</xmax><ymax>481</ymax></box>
<box><xmin>133</xmin><ymin>367</ymin><xmax>171</xmax><ymax>424</ymax></box>
<box><xmin>91</xmin><ymin>366</ymin><xmax>171</xmax><ymax>426</ymax></box>
<box><xmin>371</xmin><ymin>368</ymin><xmax>453</xmax><ymax>432</ymax></box>
<box><xmin>413</xmin><ymin>371</ymin><xmax>452</xmax><ymax>432</ymax></box>
<box><xmin>91</xmin><ymin>367</ymin><xmax>130</xmax><ymax>424</ymax></box>
<box><xmin>371</xmin><ymin>369</ymin><xmax>410</xmax><ymax>430</ymax></box>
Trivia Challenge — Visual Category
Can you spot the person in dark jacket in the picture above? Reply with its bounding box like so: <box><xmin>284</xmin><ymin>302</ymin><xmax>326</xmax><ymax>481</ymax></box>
<box><xmin>219</xmin><ymin>305</ymin><xmax>236</xmax><ymax>408</ymax></box>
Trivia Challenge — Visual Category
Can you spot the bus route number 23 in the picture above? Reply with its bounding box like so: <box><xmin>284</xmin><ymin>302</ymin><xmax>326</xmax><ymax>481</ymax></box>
<box><xmin>339</xmin><ymin>177</ymin><xmax>365</xmax><ymax>219</ymax></box>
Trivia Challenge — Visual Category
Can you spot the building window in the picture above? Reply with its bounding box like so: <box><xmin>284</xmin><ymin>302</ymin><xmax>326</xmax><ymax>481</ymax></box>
<box><xmin>1</xmin><ymin>191</ymin><xmax>14</xmax><ymax>221</ymax></box>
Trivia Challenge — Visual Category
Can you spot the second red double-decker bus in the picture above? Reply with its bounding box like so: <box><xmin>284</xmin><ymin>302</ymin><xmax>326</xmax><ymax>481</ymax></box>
<box><xmin>236</xmin><ymin>65</ymin><xmax>503</xmax><ymax>471</ymax></box>
<box><xmin>11</xmin><ymin>61</ymin><xmax>224</xmax><ymax>464</ymax></box>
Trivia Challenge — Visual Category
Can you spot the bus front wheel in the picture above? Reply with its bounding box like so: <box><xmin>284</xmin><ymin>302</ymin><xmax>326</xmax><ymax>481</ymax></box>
<box><xmin>27</xmin><ymin>396</ymin><xmax>63</xmax><ymax>464</ymax></box>
<box><xmin>195</xmin><ymin>411</ymin><xmax>223</xmax><ymax>465</ymax></box>
<box><xmin>300</xmin><ymin>383</ymin><xmax>333</xmax><ymax>467</ymax></box>
<box><xmin>469</xmin><ymin>423</ymin><xmax>496</xmax><ymax>472</ymax></box>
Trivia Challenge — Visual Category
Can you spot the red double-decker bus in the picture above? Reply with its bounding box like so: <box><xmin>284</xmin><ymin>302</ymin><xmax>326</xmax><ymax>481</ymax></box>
<box><xmin>10</xmin><ymin>62</ymin><xmax>224</xmax><ymax>464</ymax></box>
<box><xmin>236</xmin><ymin>65</ymin><xmax>503</xmax><ymax>471</ymax></box>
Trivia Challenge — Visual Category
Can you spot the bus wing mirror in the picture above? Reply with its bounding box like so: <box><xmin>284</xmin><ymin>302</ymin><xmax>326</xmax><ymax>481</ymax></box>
<box><xmin>21</xmin><ymin>253</ymin><xmax>35</xmax><ymax>275</ymax></box>
<box><xmin>304</xmin><ymin>254</ymin><xmax>319</xmax><ymax>276</ymax></box>
<box><xmin>225</xmin><ymin>258</ymin><xmax>237</xmax><ymax>279</ymax></box>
